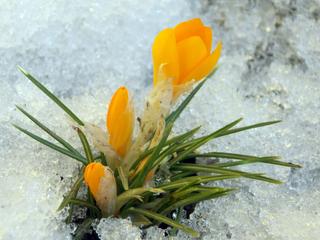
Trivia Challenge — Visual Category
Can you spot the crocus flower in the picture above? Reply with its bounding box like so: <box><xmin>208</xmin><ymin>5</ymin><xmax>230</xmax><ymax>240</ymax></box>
<box><xmin>107</xmin><ymin>86</ymin><xmax>134</xmax><ymax>158</ymax></box>
<box><xmin>84</xmin><ymin>162</ymin><xmax>117</xmax><ymax>216</ymax></box>
<box><xmin>152</xmin><ymin>18</ymin><xmax>222</xmax><ymax>88</ymax></box>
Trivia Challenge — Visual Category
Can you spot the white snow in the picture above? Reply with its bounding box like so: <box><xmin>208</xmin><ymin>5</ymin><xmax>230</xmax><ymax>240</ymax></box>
<box><xmin>0</xmin><ymin>0</ymin><xmax>319</xmax><ymax>240</ymax></box>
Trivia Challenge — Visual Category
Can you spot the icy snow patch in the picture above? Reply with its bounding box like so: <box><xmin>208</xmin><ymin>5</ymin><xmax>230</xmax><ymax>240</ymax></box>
<box><xmin>1</xmin><ymin>0</ymin><xmax>320</xmax><ymax>240</ymax></box>
<box><xmin>95</xmin><ymin>218</ymin><xmax>141</xmax><ymax>240</ymax></box>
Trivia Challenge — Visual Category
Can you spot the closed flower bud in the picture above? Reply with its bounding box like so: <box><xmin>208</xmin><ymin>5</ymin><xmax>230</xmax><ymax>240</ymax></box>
<box><xmin>84</xmin><ymin>162</ymin><xmax>117</xmax><ymax>216</ymax></box>
<box><xmin>107</xmin><ymin>86</ymin><xmax>134</xmax><ymax>158</ymax></box>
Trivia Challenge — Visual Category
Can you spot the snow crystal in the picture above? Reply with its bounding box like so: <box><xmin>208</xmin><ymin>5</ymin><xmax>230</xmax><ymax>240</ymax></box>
<box><xmin>95</xmin><ymin>218</ymin><xmax>141</xmax><ymax>240</ymax></box>
<box><xmin>0</xmin><ymin>0</ymin><xmax>319</xmax><ymax>240</ymax></box>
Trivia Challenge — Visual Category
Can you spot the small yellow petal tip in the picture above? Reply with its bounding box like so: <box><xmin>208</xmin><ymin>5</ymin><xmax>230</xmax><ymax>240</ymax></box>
<box><xmin>84</xmin><ymin>162</ymin><xmax>105</xmax><ymax>198</ymax></box>
<box><xmin>107</xmin><ymin>86</ymin><xmax>134</xmax><ymax>157</ymax></box>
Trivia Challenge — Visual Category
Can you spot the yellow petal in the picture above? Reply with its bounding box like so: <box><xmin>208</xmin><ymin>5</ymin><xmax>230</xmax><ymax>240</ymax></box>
<box><xmin>174</xmin><ymin>18</ymin><xmax>212</xmax><ymax>51</ymax></box>
<box><xmin>181</xmin><ymin>41</ymin><xmax>222</xmax><ymax>84</ymax></box>
<box><xmin>202</xmin><ymin>26</ymin><xmax>213</xmax><ymax>52</ymax></box>
<box><xmin>84</xmin><ymin>163</ymin><xmax>117</xmax><ymax>216</ymax></box>
<box><xmin>176</xmin><ymin>36</ymin><xmax>208</xmax><ymax>84</ymax></box>
<box><xmin>107</xmin><ymin>86</ymin><xmax>128</xmax><ymax>130</ymax></box>
<box><xmin>174</xmin><ymin>18</ymin><xmax>203</xmax><ymax>41</ymax></box>
<box><xmin>84</xmin><ymin>162</ymin><xmax>105</xmax><ymax>198</ymax></box>
<box><xmin>152</xmin><ymin>28</ymin><xmax>179</xmax><ymax>85</ymax></box>
<box><xmin>107</xmin><ymin>86</ymin><xmax>134</xmax><ymax>157</ymax></box>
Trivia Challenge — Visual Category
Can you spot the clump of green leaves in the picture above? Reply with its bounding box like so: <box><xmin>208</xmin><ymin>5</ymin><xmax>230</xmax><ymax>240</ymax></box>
<box><xmin>15</xmin><ymin>67</ymin><xmax>300</xmax><ymax>238</ymax></box>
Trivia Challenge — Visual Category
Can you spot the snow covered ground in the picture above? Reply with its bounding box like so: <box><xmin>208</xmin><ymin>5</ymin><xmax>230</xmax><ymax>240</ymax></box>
<box><xmin>0</xmin><ymin>1</ymin><xmax>319</xmax><ymax>239</ymax></box>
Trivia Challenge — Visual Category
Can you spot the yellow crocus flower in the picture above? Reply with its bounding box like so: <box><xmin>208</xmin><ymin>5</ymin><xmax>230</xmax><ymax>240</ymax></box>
<box><xmin>152</xmin><ymin>18</ymin><xmax>222</xmax><ymax>88</ymax></box>
<box><xmin>107</xmin><ymin>86</ymin><xmax>134</xmax><ymax>158</ymax></box>
<box><xmin>84</xmin><ymin>162</ymin><xmax>117</xmax><ymax>216</ymax></box>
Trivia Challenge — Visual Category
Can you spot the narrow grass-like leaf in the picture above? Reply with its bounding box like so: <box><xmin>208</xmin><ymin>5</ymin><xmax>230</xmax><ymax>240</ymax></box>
<box><xmin>216</xmin><ymin>120</ymin><xmax>281</xmax><ymax>138</ymax></box>
<box><xmin>128</xmin><ymin>208</ymin><xmax>200</xmax><ymax>238</ymax></box>
<box><xmin>76</xmin><ymin>128</ymin><xmax>94</xmax><ymax>163</ymax></box>
<box><xmin>13</xmin><ymin>124</ymin><xmax>87</xmax><ymax>164</ymax></box>
<box><xmin>159</xmin><ymin>175</ymin><xmax>239</xmax><ymax>191</ymax></box>
<box><xmin>215</xmin><ymin>158</ymin><xmax>301</xmax><ymax>168</ymax></box>
<box><xmin>172</xmin><ymin>186</ymin><xmax>228</xmax><ymax>199</ymax></box>
<box><xmin>183</xmin><ymin>152</ymin><xmax>301</xmax><ymax>168</ymax></box>
<box><xmin>187</xmin><ymin>152</ymin><xmax>267</xmax><ymax>160</ymax></box>
<box><xmin>69</xmin><ymin>198</ymin><xmax>100</xmax><ymax>214</ymax></box>
<box><xmin>18</xmin><ymin>66</ymin><xmax>84</xmax><ymax>126</ymax></box>
<box><xmin>170</xmin><ymin>171</ymin><xmax>195</xmax><ymax>181</ymax></box>
<box><xmin>174</xmin><ymin>179</ymin><xmax>203</xmax><ymax>193</ymax></box>
<box><xmin>100</xmin><ymin>152</ymin><xmax>108</xmax><ymax>165</ymax></box>
<box><xmin>177</xmin><ymin>120</ymin><xmax>281</xmax><ymax>155</ymax></box>
<box><xmin>118</xmin><ymin>166</ymin><xmax>129</xmax><ymax>190</ymax></box>
<box><xmin>168</xmin><ymin>207</ymin><xmax>183</xmax><ymax>237</ymax></box>
<box><xmin>169</xmin><ymin>118</ymin><xmax>242</xmax><ymax>166</ymax></box>
<box><xmin>130</xmin><ymin>213</ymin><xmax>153</xmax><ymax>226</ymax></box>
<box><xmin>116</xmin><ymin>187</ymin><xmax>164</xmax><ymax>211</ymax></box>
<box><xmin>160</xmin><ymin>189</ymin><xmax>232</xmax><ymax>215</ymax></box>
<box><xmin>173</xmin><ymin>163</ymin><xmax>282</xmax><ymax>184</ymax></box>
<box><xmin>16</xmin><ymin>105</ymin><xmax>83</xmax><ymax>158</ymax></box>
<box><xmin>66</xmin><ymin>205</ymin><xmax>75</xmax><ymax>224</ymax></box>
<box><xmin>58</xmin><ymin>174</ymin><xmax>84</xmax><ymax>211</ymax></box>
<box><xmin>166</xmin><ymin>126</ymin><xmax>201</xmax><ymax>146</ymax></box>
<box><xmin>87</xmin><ymin>190</ymin><xmax>96</xmax><ymax>218</ymax></box>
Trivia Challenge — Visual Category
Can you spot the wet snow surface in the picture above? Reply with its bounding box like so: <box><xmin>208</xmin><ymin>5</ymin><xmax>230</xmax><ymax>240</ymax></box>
<box><xmin>0</xmin><ymin>1</ymin><xmax>319</xmax><ymax>239</ymax></box>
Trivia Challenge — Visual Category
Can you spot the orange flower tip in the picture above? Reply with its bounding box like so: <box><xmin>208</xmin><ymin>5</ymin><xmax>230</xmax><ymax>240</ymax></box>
<box><xmin>106</xmin><ymin>86</ymin><xmax>134</xmax><ymax>157</ymax></box>
<box><xmin>84</xmin><ymin>162</ymin><xmax>105</xmax><ymax>197</ymax></box>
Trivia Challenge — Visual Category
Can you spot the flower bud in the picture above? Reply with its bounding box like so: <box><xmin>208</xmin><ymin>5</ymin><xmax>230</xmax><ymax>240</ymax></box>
<box><xmin>84</xmin><ymin>162</ymin><xmax>117</xmax><ymax>216</ymax></box>
<box><xmin>107</xmin><ymin>86</ymin><xmax>134</xmax><ymax>157</ymax></box>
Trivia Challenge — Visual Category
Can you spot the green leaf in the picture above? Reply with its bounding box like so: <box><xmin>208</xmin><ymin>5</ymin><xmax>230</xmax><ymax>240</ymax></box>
<box><xmin>69</xmin><ymin>198</ymin><xmax>100</xmax><ymax>214</ymax></box>
<box><xmin>183</xmin><ymin>152</ymin><xmax>301</xmax><ymax>168</ymax></box>
<box><xmin>130</xmin><ymin>213</ymin><xmax>153</xmax><ymax>226</ymax></box>
<box><xmin>159</xmin><ymin>175</ymin><xmax>239</xmax><ymax>191</ymax></box>
<box><xmin>214</xmin><ymin>157</ymin><xmax>300</xmax><ymax>169</ymax></box>
<box><xmin>160</xmin><ymin>189</ymin><xmax>232</xmax><ymax>215</ymax></box>
<box><xmin>18</xmin><ymin>66</ymin><xmax>84</xmax><ymax>126</ymax></box>
<box><xmin>16</xmin><ymin>105</ymin><xmax>83</xmax><ymax>157</ymax></box>
<box><xmin>76</xmin><ymin>128</ymin><xmax>94</xmax><ymax>163</ymax></box>
<box><xmin>116</xmin><ymin>187</ymin><xmax>164</xmax><ymax>211</ymax></box>
<box><xmin>99</xmin><ymin>152</ymin><xmax>108</xmax><ymax>165</ymax></box>
<box><xmin>187</xmin><ymin>151</ymin><xmax>269</xmax><ymax>160</ymax></box>
<box><xmin>172</xmin><ymin>186</ymin><xmax>229</xmax><ymax>199</ymax></box>
<box><xmin>86</xmin><ymin>190</ymin><xmax>97</xmax><ymax>218</ymax></box>
<box><xmin>118</xmin><ymin>166</ymin><xmax>129</xmax><ymax>190</ymax></box>
<box><xmin>166</xmin><ymin>126</ymin><xmax>201</xmax><ymax>146</ymax></box>
<box><xmin>58</xmin><ymin>174</ymin><xmax>84</xmax><ymax>211</ymax></box>
<box><xmin>172</xmin><ymin>163</ymin><xmax>282</xmax><ymax>184</ymax></box>
<box><xmin>168</xmin><ymin>207</ymin><xmax>183</xmax><ymax>236</ymax></box>
<box><xmin>13</xmin><ymin>124</ymin><xmax>87</xmax><ymax>164</ymax></box>
<box><xmin>217</xmin><ymin>120</ymin><xmax>281</xmax><ymax>138</ymax></box>
<box><xmin>128</xmin><ymin>208</ymin><xmax>200</xmax><ymax>238</ymax></box>
<box><xmin>168</xmin><ymin>118</ymin><xmax>243</xmax><ymax>166</ymax></box>
<box><xmin>170</xmin><ymin>171</ymin><xmax>195</xmax><ymax>181</ymax></box>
